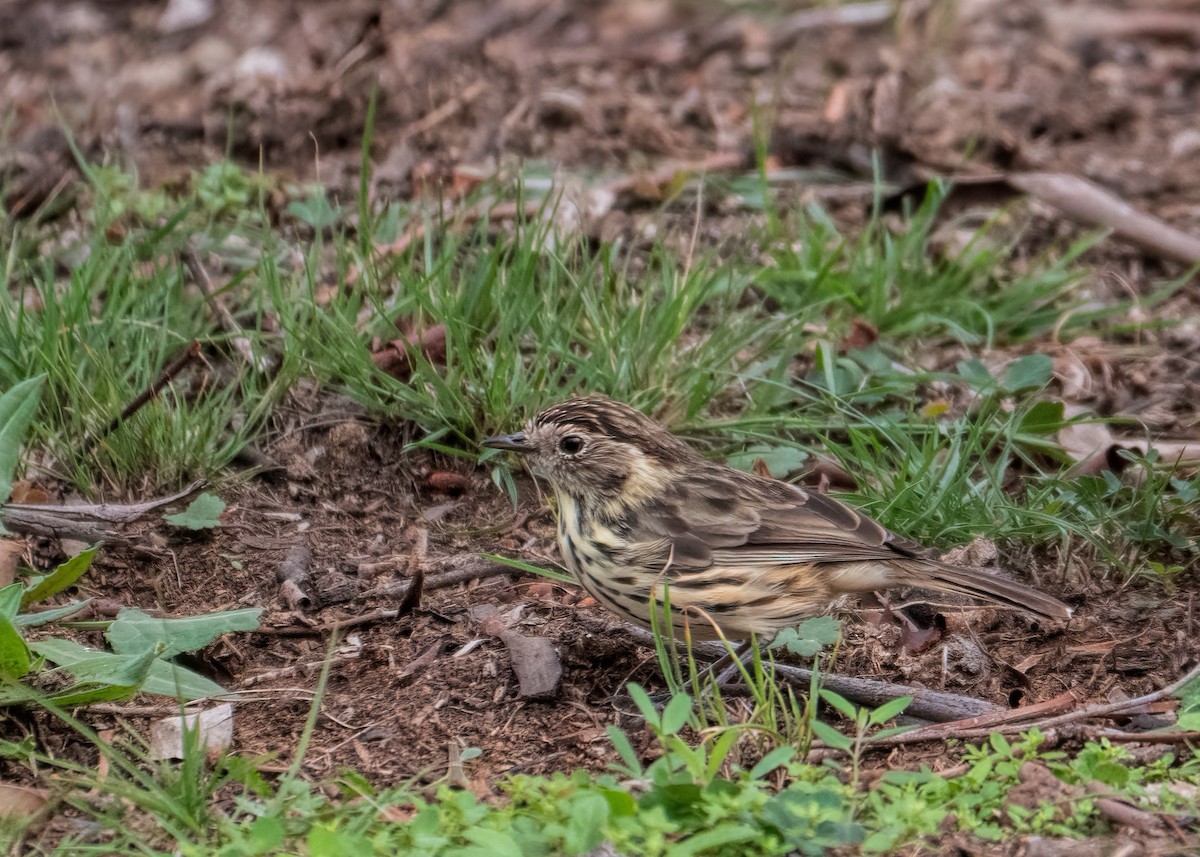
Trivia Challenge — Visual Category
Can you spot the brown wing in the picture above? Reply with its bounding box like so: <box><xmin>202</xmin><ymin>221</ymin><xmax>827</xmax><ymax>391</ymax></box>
<box><xmin>621</xmin><ymin>465</ymin><xmax>932</xmax><ymax>571</ymax></box>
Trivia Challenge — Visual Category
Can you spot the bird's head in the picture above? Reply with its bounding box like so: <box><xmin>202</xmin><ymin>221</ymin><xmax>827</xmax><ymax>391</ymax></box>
<box><xmin>482</xmin><ymin>396</ymin><xmax>695</xmax><ymax>504</ymax></box>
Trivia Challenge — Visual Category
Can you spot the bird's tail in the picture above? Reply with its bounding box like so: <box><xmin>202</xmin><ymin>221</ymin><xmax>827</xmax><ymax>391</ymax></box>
<box><xmin>901</xmin><ymin>560</ymin><xmax>1072</xmax><ymax>622</ymax></box>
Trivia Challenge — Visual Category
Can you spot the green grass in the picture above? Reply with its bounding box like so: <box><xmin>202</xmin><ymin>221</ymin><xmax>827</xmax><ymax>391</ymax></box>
<box><xmin>2</xmin><ymin>156</ymin><xmax>1195</xmax><ymax>563</ymax></box>
<box><xmin>758</xmin><ymin>184</ymin><xmax>1102</xmax><ymax>347</ymax></box>
<box><xmin>9</xmin><ymin>679</ymin><xmax>1200</xmax><ymax>855</ymax></box>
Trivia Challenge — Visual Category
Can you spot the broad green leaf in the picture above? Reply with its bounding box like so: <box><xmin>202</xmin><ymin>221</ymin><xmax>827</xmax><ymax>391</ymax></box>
<box><xmin>605</xmin><ymin>725</ymin><xmax>642</xmax><ymax>776</ymax></box>
<box><xmin>30</xmin><ymin>638</ymin><xmax>159</xmax><ymax>688</ymax></box>
<box><xmin>809</xmin><ymin>719</ymin><xmax>853</xmax><ymax>751</ymax></box>
<box><xmin>163</xmin><ymin>493</ymin><xmax>226</xmax><ymax>530</ymax></box>
<box><xmin>106</xmin><ymin>607</ymin><xmax>261</xmax><ymax>660</ymax></box>
<box><xmin>868</xmin><ymin>695</ymin><xmax>913</xmax><ymax>726</ymax></box>
<box><xmin>1017</xmin><ymin>400</ymin><xmax>1066</xmax><ymax>435</ymax></box>
<box><xmin>461</xmin><ymin>827</ymin><xmax>523</xmax><ymax>857</ymax></box>
<box><xmin>0</xmin><ymin>584</ymin><xmax>23</xmax><ymax>623</ymax></box>
<box><xmin>666</xmin><ymin>824</ymin><xmax>758</xmax><ymax>856</ymax></box>
<box><xmin>14</xmin><ymin>599</ymin><xmax>92</xmax><ymax>627</ymax></box>
<box><xmin>819</xmin><ymin>689</ymin><xmax>858</xmax><ymax>720</ymax></box>
<box><xmin>705</xmin><ymin>728</ymin><xmax>742</xmax><ymax>782</ymax></box>
<box><xmin>625</xmin><ymin>683</ymin><xmax>660</xmax><ymax>729</ymax></box>
<box><xmin>748</xmin><ymin>745</ymin><xmax>795</xmax><ymax>780</ymax></box>
<box><xmin>0</xmin><ymin>376</ymin><xmax>46</xmax><ymax>508</ymax></box>
<box><xmin>1002</xmin><ymin>353</ymin><xmax>1054</xmax><ymax>393</ymax></box>
<box><xmin>245</xmin><ymin>817</ymin><xmax>285</xmax><ymax>854</ymax></box>
<box><xmin>726</xmin><ymin>444</ymin><xmax>809</xmax><ymax>478</ymax></box>
<box><xmin>563</xmin><ymin>792</ymin><xmax>608</xmax><ymax>854</ymax></box>
<box><xmin>140</xmin><ymin>659</ymin><xmax>229</xmax><ymax>700</ymax></box>
<box><xmin>20</xmin><ymin>545</ymin><xmax>100</xmax><ymax>608</ymax></box>
<box><xmin>0</xmin><ymin>615</ymin><xmax>30</xmax><ymax>679</ymax></box>
<box><xmin>956</xmin><ymin>359</ymin><xmax>993</xmax><ymax>389</ymax></box>
<box><xmin>600</xmin><ymin>787</ymin><xmax>636</xmax><ymax>817</ymax></box>
<box><xmin>660</xmin><ymin>692</ymin><xmax>693</xmax><ymax>735</ymax></box>
<box><xmin>307</xmin><ymin>823</ymin><xmax>371</xmax><ymax>857</ymax></box>
<box><xmin>48</xmin><ymin>682</ymin><xmax>141</xmax><ymax>707</ymax></box>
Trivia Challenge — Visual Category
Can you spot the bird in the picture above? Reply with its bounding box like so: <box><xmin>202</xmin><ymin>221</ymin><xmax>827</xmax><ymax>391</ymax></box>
<box><xmin>483</xmin><ymin>395</ymin><xmax>1071</xmax><ymax>641</ymax></box>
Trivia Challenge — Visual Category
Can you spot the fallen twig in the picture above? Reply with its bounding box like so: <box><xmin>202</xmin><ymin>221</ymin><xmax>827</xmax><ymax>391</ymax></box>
<box><xmin>2</xmin><ymin>481</ymin><xmax>205</xmax><ymax>541</ymax></box>
<box><xmin>360</xmin><ymin>554</ymin><xmax>514</xmax><ymax>600</ymax></box>
<box><xmin>254</xmin><ymin>606</ymin><xmax>411</xmax><ymax>637</ymax></box>
<box><xmin>838</xmin><ymin>663</ymin><xmax>1200</xmax><ymax>748</ymax></box>
<box><xmin>863</xmin><ymin>689</ymin><xmax>1082</xmax><ymax>747</ymax></box>
<box><xmin>400</xmin><ymin>81</ymin><xmax>487</xmax><ymax>139</ymax></box>
<box><xmin>578</xmin><ymin>616</ymin><xmax>1003</xmax><ymax>722</ymax></box>
<box><xmin>1020</xmin><ymin>663</ymin><xmax>1200</xmax><ymax>732</ymax></box>
<box><xmin>184</xmin><ymin>252</ymin><xmax>271</xmax><ymax>370</ymax></box>
<box><xmin>1008</xmin><ymin>172</ymin><xmax>1200</xmax><ymax>265</ymax></box>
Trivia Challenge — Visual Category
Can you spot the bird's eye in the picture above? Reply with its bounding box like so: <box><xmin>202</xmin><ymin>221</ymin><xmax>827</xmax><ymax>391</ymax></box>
<box><xmin>558</xmin><ymin>435</ymin><xmax>585</xmax><ymax>455</ymax></box>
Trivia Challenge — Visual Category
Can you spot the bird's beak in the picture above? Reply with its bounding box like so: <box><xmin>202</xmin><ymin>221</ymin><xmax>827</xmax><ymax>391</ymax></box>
<box><xmin>481</xmin><ymin>431</ymin><xmax>532</xmax><ymax>453</ymax></box>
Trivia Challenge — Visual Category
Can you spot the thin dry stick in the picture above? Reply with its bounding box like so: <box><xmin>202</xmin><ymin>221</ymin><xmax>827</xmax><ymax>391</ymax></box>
<box><xmin>864</xmin><ymin>662</ymin><xmax>1200</xmax><ymax>748</ymax></box>
<box><xmin>1018</xmin><ymin>662</ymin><xmax>1200</xmax><ymax>731</ymax></box>
<box><xmin>578</xmin><ymin>616</ymin><xmax>1003</xmax><ymax>722</ymax></box>
<box><xmin>2</xmin><ymin>481</ymin><xmax>205</xmax><ymax>541</ymax></box>
<box><xmin>360</xmin><ymin>556</ymin><xmax>514</xmax><ymax>600</ymax></box>
<box><xmin>184</xmin><ymin>252</ymin><xmax>267</xmax><ymax>369</ymax></box>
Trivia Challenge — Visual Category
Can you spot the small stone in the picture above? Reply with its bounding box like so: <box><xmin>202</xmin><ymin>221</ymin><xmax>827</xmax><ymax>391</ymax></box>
<box><xmin>158</xmin><ymin>0</ymin><xmax>213</xmax><ymax>33</ymax></box>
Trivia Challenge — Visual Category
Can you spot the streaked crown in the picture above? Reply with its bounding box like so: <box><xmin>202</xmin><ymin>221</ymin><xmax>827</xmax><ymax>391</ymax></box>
<box><xmin>484</xmin><ymin>396</ymin><xmax>695</xmax><ymax>500</ymax></box>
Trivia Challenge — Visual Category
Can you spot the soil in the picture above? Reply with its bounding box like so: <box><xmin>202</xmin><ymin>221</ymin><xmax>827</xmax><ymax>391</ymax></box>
<box><xmin>1</xmin><ymin>0</ymin><xmax>1199</xmax><ymax>840</ymax></box>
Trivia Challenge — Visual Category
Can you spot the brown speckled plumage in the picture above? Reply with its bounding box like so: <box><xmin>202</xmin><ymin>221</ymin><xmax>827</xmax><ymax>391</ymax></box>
<box><xmin>485</xmin><ymin>396</ymin><xmax>1071</xmax><ymax>640</ymax></box>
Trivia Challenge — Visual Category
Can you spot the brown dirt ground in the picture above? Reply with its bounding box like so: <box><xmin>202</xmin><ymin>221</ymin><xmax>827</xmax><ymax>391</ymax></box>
<box><xmin>2</xmin><ymin>0</ymin><xmax>1199</xmax><ymax>842</ymax></box>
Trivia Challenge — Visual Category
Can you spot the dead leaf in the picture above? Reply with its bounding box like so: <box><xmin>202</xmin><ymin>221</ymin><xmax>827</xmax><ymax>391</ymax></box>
<box><xmin>1012</xmin><ymin>652</ymin><xmax>1046</xmax><ymax>674</ymax></box>
<box><xmin>496</xmin><ymin>631</ymin><xmax>562</xmax><ymax>700</ymax></box>
<box><xmin>885</xmin><ymin>172</ymin><xmax>1200</xmax><ymax>264</ymax></box>
<box><xmin>0</xmin><ymin>782</ymin><xmax>49</xmax><ymax>819</ymax></box>
<box><xmin>423</xmin><ymin>471</ymin><xmax>469</xmax><ymax>496</ymax></box>
<box><xmin>8</xmin><ymin>481</ymin><xmax>49</xmax><ymax>504</ymax></box>
<box><xmin>799</xmin><ymin>457</ymin><xmax>858</xmax><ymax>491</ymax></box>
<box><xmin>1045</xmin><ymin>7</ymin><xmax>1200</xmax><ymax>44</ymax></box>
<box><xmin>371</xmin><ymin>323</ymin><xmax>448</xmax><ymax>381</ymax></box>
<box><xmin>1058</xmin><ymin>421</ymin><xmax>1125</xmax><ymax>476</ymax></box>
<box><xmin>823</xmin><ymin>81</ymin><xmax>851</xmax><ymax>124</ymax></box>
<box><xmin>839</xmin><ymin>318</ymin><xmax>879</xmax><ymax>352</ymax></box>
<box><xmin>0</xmin><ymin>541</ymin><xmax>21</xmax><ymax>588</ymax></box>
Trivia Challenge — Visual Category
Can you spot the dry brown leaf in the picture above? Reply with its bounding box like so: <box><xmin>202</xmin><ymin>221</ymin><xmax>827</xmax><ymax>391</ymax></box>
<box><xmin>0</xmin><ymin>782</ymin><xmax>49</xmax><ymax>819</ymax></box>
<box><xmin>1012</xmin><ymin>652</ymin><xmax>1046</xmax><ymax>674</ymax></box>
<box><xmin>839</xmin><ymin>318</ymin><xmax>879</xmax><ymax>352</ymax></box>
<box><xmin>371</xmin><ymin>323</ymin><xmax>448</xmax><ymax>381</ymax></box>
<box><xmin>423</xmin><ymin>471</ymin><xmax>469</xmax><ymax>496</ymax></box>
<box><xmin>0</xmin><ymin>540</ymin><xmax>21</xmax><ymax>588</ymax></box>
<box><xmin>1058</xmin><ymin>421</ymin><xmax>1118</xmax><ymax>463</ymax></box>
<box><xmin>8</xmin><ymin>481</ymin><xmax>49</xmax><ymax>504</ymax></box>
